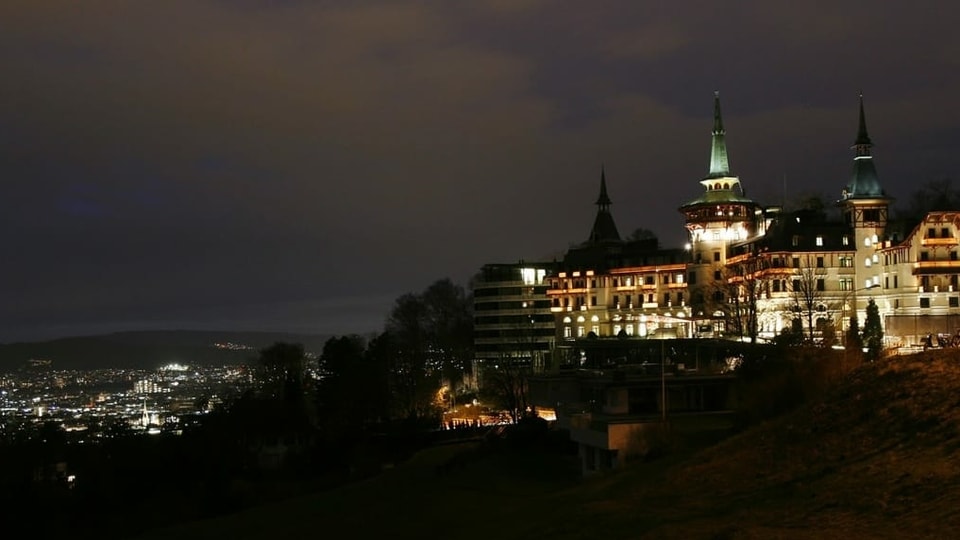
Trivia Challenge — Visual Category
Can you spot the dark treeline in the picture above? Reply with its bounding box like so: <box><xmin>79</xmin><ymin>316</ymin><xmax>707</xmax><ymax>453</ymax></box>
<box><xmin>0</xmin><ymin>278</ymin><xmax>485</xmax><ymax>539</ymax></box>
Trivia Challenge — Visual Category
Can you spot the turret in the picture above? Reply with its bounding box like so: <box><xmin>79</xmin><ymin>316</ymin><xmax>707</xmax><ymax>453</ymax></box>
<box><xmin>588</xmin><ymin>166</ymin><xmax>621</xmax><ymax>244</ymax></box>
<box><xmin>679</xmin><ymin>93</ymin><xmax>761</xmax><ymax>317</ymax></box>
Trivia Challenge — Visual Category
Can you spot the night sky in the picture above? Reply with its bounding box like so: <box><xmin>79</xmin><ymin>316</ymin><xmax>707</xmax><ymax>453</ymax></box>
<box><xmin>2</xmin><ymin>1</ymin><xmax>959</xmax><ymax>342</ymax></box>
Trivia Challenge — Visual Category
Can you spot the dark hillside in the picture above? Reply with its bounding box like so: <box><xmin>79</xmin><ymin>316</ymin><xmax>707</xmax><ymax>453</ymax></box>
<box><xmin>566</xmin><ymin>350</ymin><xmax>960</xmax><ymax>539</ymax></box>
<box><xmin>137</xmin><ymin>351</ymin><xmax>960</xmax><ymax>539</ymax></box>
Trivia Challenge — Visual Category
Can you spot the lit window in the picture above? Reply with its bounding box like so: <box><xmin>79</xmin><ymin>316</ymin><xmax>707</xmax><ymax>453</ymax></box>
<box><xmin>865</xmin><ymin>258</ymin><xmax>871</xmax><ymax>268</ymax></box>
<box><xmin>872</xmin><ymin>254</ymin><xmax>879</xmax><ymax>263</ymax></box>
<box><xmin>842</xmin><ymin>235</ymin><xmax>850</xmax><ymax>246</ymax></box>
<box><xmin>564</xmin><ymin>327</ymin><xmax>572</xmax><ymax>338</ymax></box>
<box><xmin>577</xmin><ymin>326</ymin><xmax>585</xmax><ymax>337</ymax></box>
<box><xmin>815</xmin><ymin>236</ymin><xmax>823</xmax><ymax>246</ymax></box>
<box><xmin>872</xmin><ymin>234</ymin><xmax>879</xmax><ymax>243</ymax></box>
<box><xmin>864</xmin><ymin>238</ymin><xmax>871</xmax><ymax>247</ymax></box>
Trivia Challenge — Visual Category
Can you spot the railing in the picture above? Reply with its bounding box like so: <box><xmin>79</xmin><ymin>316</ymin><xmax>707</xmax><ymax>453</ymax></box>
<box><xmin>919</xmin><ymin>284</ymin><xmax>956</xmax><ymax>293</ymax></box>
<box><xmin>914</xmin><ymin>260</ymin><xmax>960</xmax><ymax>270</ymax></box>
<box><xmin>921</xmin><ymin>237</ymin><xmax>958</xmax><ymax>246</ymax></box>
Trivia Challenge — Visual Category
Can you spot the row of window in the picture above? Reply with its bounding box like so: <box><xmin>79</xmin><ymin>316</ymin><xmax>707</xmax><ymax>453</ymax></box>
<box><xmin>551</xmin><ymin>273</ymin><xmax>686</xmax><ymax>290</ymax></box>
<box><xmin>552</xmin><ymin>292</ymin><xmax>686</xmax><ymax>308</ymax></box>
<box><xmin>919</xmin><ymin>297</ymin><xmax>960</xmax><ymax>308</ymax></box>
<box><xmin>475</xmin><ymin>286</ymin><xmax>542</xmax><ymax>297</ymax></box>
<box><xmin>474</xmin><ymin>329</ymin><xmax>557</xmax><ymax>339</ymax></box>
<box><xmin>561</xmin><ymin>322</ymin><xmax>675</xmax><ymax>339</ymax></box>
<box><xmin>474</xmin><ymin>300</ymin><xmax>552</xmax><ymax>311</ymax></box>
<box><xmin>474</xmin><ymin>314</ymin><xmax>555</xmax><ymax>325</ymax></box>
<box><xmin>926</xmin><ymin>227</ymin><xmax>954</xmax><ymax>239</ymax></box>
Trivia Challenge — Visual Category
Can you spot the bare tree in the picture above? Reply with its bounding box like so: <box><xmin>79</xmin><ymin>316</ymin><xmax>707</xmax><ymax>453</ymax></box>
<box><xmin>791</xmin><ymin>255</ymin><xmax>826</xmax><ymax>343</ymax></box>
<box><xmin>481</xmin><ymin>362</ymin><xmax>529</xmax><ymax>424</ymax></box>
<box><xmin>715</xmin><ymin>250</ymin><xmax>764</xmax><ymax>342</ymax></box>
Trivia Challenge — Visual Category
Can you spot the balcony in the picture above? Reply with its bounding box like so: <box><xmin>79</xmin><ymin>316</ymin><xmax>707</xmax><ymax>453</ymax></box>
<box><xmin>913</xmin><ymin>260</ymin><xmax>960</xmax><ymax>274</ymax></box>
<box><xmin>919</xmin><ymin>285</ymin><xmax>956</xmax><ymax>293</ymax></box>
<box><xmin>921</xmin><ymin>237</ymin><xmax>958</xmax><ymax>247</ymax></box>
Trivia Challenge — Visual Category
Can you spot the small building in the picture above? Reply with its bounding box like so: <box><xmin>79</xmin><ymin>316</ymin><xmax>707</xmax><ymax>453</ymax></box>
<box><xmin>529</xmin><ymin>338</ymin><xmax>752</xmax><ymax>475</ymax></box>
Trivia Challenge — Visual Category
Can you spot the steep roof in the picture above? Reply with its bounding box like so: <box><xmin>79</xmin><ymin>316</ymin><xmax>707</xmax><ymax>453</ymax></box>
<box><xmin>706</xmin><ymin>91</ymin><xmax>730</xmax><ymax>179</ymax></box>
<box><xmin>679</xmin><ymin>93</ymin><xmax>756</xmax><ymax>210</ymax></box>
<box><xmin>842</xmin><ymin>94</ymin><xmax>888</xmax><ymax>200</ymax></box>
<box><xmin>588</xmin><ymin>167</ymin><xmax>621</xmax><ymax>243</ymax></box>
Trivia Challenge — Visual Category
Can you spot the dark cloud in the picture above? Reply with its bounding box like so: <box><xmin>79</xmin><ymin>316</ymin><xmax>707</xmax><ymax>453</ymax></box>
<box><xmin>1</xmin><ymin>1</ymin><xmax>959</xmax><ymax>341</ymax></box>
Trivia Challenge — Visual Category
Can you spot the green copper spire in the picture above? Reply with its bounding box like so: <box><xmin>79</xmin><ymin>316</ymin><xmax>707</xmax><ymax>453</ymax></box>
<box><xmin>843</xmin><ymin>92</ymin><xmax>886</xmax><ymax>200</ymax></box>
<box><xmin>707</xmin><ymin>91</ymin><xmax>730</xmax><ymax>178</ymax></box>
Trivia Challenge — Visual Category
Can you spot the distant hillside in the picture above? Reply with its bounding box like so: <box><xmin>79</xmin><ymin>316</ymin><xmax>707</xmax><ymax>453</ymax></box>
<box><xmin>0</xmin><ymin>330</ymin><xmax>334</xmax><ymax>371</ymax></box>
<box><xmin>139</xmin><ymin>350</ymin><xmax>960</xmax><ymax>539</ymax></box>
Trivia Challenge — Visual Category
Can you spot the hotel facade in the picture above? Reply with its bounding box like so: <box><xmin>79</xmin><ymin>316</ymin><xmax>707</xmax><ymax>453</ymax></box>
<box><xmin>477</xmin><ymin>94</ymin><xmax>960</xmax><ymax>366</ymax></box>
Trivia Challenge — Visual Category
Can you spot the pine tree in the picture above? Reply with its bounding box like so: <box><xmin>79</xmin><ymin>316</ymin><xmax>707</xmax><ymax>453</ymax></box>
<box><xmin>862</xmin><ymin>299</ymin><xmax>884</xmax><ymax>361</ymax></box>
<box><xmin>846</xmin><ymin>315</ymin><xmax>863</xmax><ymax>352</ymax></box>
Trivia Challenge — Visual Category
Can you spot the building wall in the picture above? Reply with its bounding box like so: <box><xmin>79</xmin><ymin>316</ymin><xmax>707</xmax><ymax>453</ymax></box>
<box><xmin>546</xmin><ymin>264</ymin><xmax>693</xmax><ymax>344</ymax></box>
<box><xmin>473</xmin><ymin>263</ymin><xmax>555</xmax><ymax>371</ymax></box>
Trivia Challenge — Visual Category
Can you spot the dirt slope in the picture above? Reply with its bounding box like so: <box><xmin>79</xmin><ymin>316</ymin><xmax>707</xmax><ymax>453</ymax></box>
<box><xmin>564</xmin><ymin>350</ymin><xmax>960</xmax><ymax>539</ymax></box>
<box><xmin>137</xmin><ymin>351</ymin><xmax>960</xmax><ymax>540</ymax></box>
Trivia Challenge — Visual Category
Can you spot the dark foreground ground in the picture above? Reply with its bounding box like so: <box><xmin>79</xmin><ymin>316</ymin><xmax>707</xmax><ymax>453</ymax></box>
<box><xmin>138</xmin><ymin>351</ymin><xmax>960</xmax><ymax>539</ymax></box>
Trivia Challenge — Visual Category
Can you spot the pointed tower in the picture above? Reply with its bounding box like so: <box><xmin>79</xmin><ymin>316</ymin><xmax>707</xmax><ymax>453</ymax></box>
<box><xmin>839</xmin><ymin>93</ymin><xmax>891</xmax><ymax>292</ymax></box>
<box><xmin>588</xmin><ymin>166</ymin><xmax>621</xmax><ymax>243</ymax></box>
<box><xmin>679</xmin><ymin>93</ymin><xmax>761</xmax><ymax>318</ymax></box>
<box><xmin>843</xmin><ymin>93</ymin><xmax>887</xmax><ymax>200</ymax></box>
<box><xmin>707</xmin><ymin>92</ymin><xmax>730</xmax><ymax>178</ymax></box>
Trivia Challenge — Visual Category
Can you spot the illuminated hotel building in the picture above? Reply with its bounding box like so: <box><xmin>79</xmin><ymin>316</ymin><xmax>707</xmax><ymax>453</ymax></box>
<box><xmin>477</xmin><ymin>93</ymin><xmax>960</xmax><ymax>363</ymax></box>
<box><xmin>544</xmin><ymin>167</ymin><xmax>692</xmax><ymax>363</ymax></box>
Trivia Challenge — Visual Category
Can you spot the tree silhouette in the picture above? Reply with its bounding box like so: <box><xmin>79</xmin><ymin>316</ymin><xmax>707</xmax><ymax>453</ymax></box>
<box><xmin>481</xmin><ymin>362</ymin><xmax>529</xmax><ymax>424</ymax></box>
<box><xmin>257</xmin><ymin>342</ymin><xmax>308</xmax><ymax>404</ymax></box>
<box><xmin>846</xmin><ymin>315</ymin><xmax>863</xmax><ymax>352</ymax></box>
<box><xmin>316</xmin><ymin>335</ymin><xmax>386</xmax><ymax>441</ymax></box>
<box><xmin>386</xmin><ymin>294</ymin><xmax>440</xmax><ymax>421</ymax></box>
<box><xmin>863</xmin><ymin>299</ymin><xmax>883</xmax><ymax>361</ymax></box>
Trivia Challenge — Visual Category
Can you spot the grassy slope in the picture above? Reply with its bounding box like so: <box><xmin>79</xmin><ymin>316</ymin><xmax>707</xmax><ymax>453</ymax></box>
<box><xmin>139</xmin><ymin>351</ymin><xmax>960</xmax><ymax>539</ymax></box>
